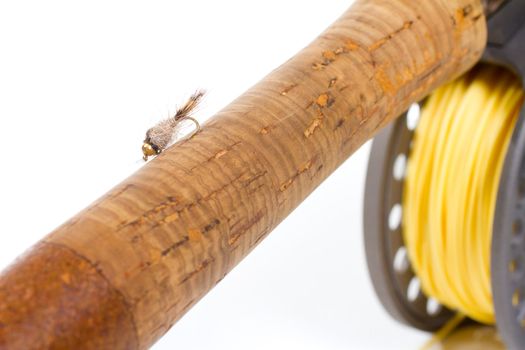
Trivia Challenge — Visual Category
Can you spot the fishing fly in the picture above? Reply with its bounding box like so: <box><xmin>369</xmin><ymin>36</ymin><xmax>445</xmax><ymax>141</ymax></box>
<box><xmin>142</xmin><ymin>90</ymin><xmax>205</xmax><ymax>161</ymax></box>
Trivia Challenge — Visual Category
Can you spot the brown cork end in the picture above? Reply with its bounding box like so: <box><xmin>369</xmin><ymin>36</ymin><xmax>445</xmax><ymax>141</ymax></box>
<box><xmin>0</xmin><ymin>242</ymin><xmax>138</xmax><ymax>350</ymax></box>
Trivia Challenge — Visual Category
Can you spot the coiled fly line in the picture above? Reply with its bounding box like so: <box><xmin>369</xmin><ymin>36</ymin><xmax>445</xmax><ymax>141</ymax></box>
<box><xmin>403</xmin><ymin>65</ymin><xmax>524</xmax><ymax>327</ymax></box>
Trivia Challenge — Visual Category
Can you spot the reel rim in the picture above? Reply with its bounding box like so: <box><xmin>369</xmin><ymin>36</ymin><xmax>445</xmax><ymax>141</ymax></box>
<box><xmin>363</xmin><ymin>103</ymin><xmax>455</xmax><ymax>332</ymax></box>
<box><xmin>492</xmin><ymin>106</ymin><xmax>525</xmax><ymax>350</ymax></box>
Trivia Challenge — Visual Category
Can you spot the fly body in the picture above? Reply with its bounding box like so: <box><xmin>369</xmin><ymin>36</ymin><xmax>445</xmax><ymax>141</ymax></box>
<box><xmin>142</xmin><ymin>90</ymin><xmax>205</xmax><ymax>161</ymax></box>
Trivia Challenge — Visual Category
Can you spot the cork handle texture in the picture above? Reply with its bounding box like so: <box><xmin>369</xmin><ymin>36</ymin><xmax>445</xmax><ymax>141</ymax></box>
<box><xmin>0</xmin><ymin>0</ymin><xmax>486</xmax><ymax>349</ymax></box>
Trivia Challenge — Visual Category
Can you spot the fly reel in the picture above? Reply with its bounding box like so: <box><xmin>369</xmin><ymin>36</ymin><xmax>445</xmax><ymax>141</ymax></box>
<box><xmin>363</xmin><ymin>1</ymin><xmax>525</xmax><ymax>349</ymax></box>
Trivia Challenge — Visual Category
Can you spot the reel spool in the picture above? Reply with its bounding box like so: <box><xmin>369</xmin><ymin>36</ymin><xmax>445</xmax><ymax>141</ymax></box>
<box><xmin>363</xmin><ymin>1</ymin><xmax>525</xmax><ymax>349</ymax></box>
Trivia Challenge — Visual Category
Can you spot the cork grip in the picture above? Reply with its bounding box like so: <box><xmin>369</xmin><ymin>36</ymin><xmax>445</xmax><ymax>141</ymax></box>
<box><xmin>0</xmin><ymin>0</ymin><xmax>486</xmax><ymax>349</ymax></box>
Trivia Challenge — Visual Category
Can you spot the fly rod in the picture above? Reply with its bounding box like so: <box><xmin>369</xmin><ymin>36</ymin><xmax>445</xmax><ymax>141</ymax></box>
<box><xmin>0</xmin><ymin>0</ymin><xmax>487</xmax><ymax>348</ymax></box>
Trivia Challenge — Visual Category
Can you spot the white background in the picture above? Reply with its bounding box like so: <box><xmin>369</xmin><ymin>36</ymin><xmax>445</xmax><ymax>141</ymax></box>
<box><xmin>0</xmin><ymin>1</ymin><xmax>430</xmax><ymax>349</ymax></box>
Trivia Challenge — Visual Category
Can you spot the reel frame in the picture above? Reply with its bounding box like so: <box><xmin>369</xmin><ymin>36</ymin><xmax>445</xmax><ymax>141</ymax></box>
<box><xmin>363</xmin><ymin>0</ymin><xmax>525</xmax><ymax>347</ymax></box>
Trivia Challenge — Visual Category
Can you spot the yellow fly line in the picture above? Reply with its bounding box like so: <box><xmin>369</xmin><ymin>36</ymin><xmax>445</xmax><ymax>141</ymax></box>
<box><xmin>403</xmin><ymin>64</ymin><xmax>525</xmax><ymax>325</ymax></box>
